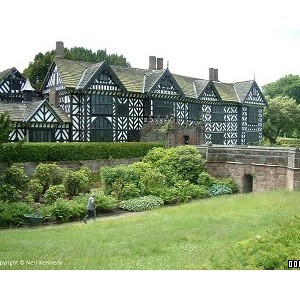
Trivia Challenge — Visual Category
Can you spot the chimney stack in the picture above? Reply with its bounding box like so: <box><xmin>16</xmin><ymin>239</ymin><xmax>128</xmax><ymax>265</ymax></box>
<box><xmin>149</xmin><ymin>56</ymin><xmax>156</xmax><ymax>70</ymax></box>
<box><xmin>157</xmin><ymin>58</ymin><xmax>163</xmax><ymax>69</ymax></box>
<box><xmin>49</xmin><ymin>88</ymin><xmax>60</xmax><ymax>107</ymax></box>
<box><xmin>209</xmin><ymin>67</ymin><xmax>219</xmax><ymax>81</ymax></box>
<box><xmin>55</xmin><ymin>41</ymin><xmax>64</xmax><ymax>58</ymax></box>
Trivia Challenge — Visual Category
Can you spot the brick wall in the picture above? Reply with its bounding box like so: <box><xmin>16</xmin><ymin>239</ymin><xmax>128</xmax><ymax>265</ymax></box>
<box><xmin>198</xmin><ymin>145</ymin><xmax>300</xmax><ymax>192</ymax></box>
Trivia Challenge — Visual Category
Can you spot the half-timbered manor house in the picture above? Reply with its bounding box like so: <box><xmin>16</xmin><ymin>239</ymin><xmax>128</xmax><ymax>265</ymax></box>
<box><xmin>0</xmin><ymin>41</ymin><xmax>267</xmax><ymax>145</ymax></box>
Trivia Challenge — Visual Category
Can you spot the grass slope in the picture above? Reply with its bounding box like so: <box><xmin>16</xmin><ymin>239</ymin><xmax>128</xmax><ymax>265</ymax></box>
<box><xmin>1</xmin><ymin>190</ymin><xmax>300</xmax><ymax>270</ymax></box>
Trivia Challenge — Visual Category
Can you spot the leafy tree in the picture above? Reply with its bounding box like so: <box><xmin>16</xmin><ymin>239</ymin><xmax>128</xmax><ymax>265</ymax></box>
<box><xmin>262</xmin><ymin>74</ymin><xmax>300</xmax><ymax>104</ymax></box>
<box><xmin>263</xmin><ymin>96</ymin><xmax>300</xmax><ymax>143</ymax></box>
<box><xmin>23</xmin><ymin>47</ymin><xmax>131</xmax><ymax>90</ymax></box>
<box><xmin>0</xmin><ymin>112</ymin><xmax>14</xmax><ymax>143</ymax></box>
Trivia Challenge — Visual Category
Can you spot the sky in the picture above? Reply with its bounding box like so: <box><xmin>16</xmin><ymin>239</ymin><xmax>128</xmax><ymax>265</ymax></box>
<box><xmin>2</xmin><ymin>0</ymin><xmax>300</xmax><ymax>87</ymax></box>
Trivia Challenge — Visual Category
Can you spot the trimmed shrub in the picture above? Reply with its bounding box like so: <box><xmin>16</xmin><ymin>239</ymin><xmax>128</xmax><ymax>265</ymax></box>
<box><xmin>27</xmin><ymin>179</ymin><xmax>43</xmax><ymax>202</ymax></box>
<box><xmin>63</xmin><ymin>167</ymin><xmax>91</xmax><ymax>197</ymax></box>
<box><xmin>45</xmin><ymin>184</ymin><xmax>67</xmax><ymax>204</ymax></box>
<box><xmin>0</xmin><ymin>142</ymin><xmax>163</xmax><ymax>163</ymax></box>
<box><xmin>34</xmin><ymin>163</ymin><xmax>65</xmax><ymax>193</ymax></box>
<box><xmin>119</xmin><ymin>196</ymin><xmax>164</xmax><ymax>212</ymax></box>
<box><xmin>100</xmin><ymin>165</ymin><xmax>142</xmax><ymax>200</ymax></box>
<box><xmin>143</xmin><ymin>145</ymin><xmax>206</xmax><ymax>185</ymax></box>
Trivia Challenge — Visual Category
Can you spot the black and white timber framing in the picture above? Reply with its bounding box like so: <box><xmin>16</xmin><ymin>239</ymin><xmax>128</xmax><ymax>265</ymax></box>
<box><xmin>0</xmin><ymin>42</ymin><xmax>267</xmax><ymax>145</ymax></box>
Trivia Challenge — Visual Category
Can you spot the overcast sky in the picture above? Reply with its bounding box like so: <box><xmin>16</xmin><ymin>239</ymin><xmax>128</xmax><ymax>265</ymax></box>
<box><xmin>1</xmin><ymin>0</ymin><xmax>300</xmax><ymax>87</ymax></box>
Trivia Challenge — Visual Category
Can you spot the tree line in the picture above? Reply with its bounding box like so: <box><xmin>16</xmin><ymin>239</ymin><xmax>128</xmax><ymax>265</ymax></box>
<box><xmin>262</xmin><ymin>75</ymin><xmax>300</xmax><ymax>143</ymax></box>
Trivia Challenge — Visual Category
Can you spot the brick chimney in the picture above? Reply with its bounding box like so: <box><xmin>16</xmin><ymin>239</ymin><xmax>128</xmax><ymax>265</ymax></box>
<box><xmin>49</xmin><ymin>88</ymin><xmax>60</xmax><ymax>107</ymax></box>
<box><xmin>209</xmin><ymin>67</ymin><xmax>219</xmax><ymax>81</ymax></box>
<box><xmin>157</xmin><ymin>58</ymin><xmax>163</xmax><ymax>69</ymax></box>
<box><xmin>149</xmin><ymin>56</ymin><xmax>156</xmax><ymax>70</ymax></box>
<box><xmin>55</xmin><ymin>41</ymin><xmax>64</xmax><ymax>58</ymax></box>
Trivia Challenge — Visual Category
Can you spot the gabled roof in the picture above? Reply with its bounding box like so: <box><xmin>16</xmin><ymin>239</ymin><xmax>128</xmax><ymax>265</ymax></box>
<box><xmin>213</xmin><ymin>81</ymin><xmax>239</xmax><ymax>102</ymax></box>
<box><xmin>77</xmin><ymin>60</ymin><xmax>126</xmax><ymax>91</ymax></box>
<box><xmin>42</xmin><ymin>58</ymin><xmax>266</xmax><ymax>105</ymax></box>
<box><xmin>0</xmin><ymin>68</ymin><xmax>16</xmax><ymax>82</ymax></box>
<box><xmin>55</xmin><ymin>58</ymin><xmax>94</xmax><ymax>89</ymax></box>
<box><xmin>111</xmin><ymin>65</ymin><xmax>147</xmax><ymax>92</ymax></box>
<box><xmin>0</xmin><ymin>100</ymin><xmax>71</xmax><ymax>124</ymax></box>
<box><xmin>0</xmin><ymin>67</ymin><xmax>25</xmax><ymax>84</ymax></box>
<box><xmin>234</xmin><ymin>80</ymin><xmax>255</xmax><ymax>102</ymax></box>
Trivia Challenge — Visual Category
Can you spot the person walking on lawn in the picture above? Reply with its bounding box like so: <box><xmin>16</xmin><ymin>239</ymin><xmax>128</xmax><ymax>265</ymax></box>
<box><xmin>84</xmin><ymin>194</ymin><xmax>96</xmax><ymax>223</ymax></box>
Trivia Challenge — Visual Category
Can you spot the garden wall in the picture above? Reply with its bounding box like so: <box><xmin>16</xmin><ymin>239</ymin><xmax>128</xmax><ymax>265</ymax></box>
<box><xmin>4</xmin><ymin>158</ymin><xmax>140</xmax><ymax>177</ymax></box>
<box><xmin>197</xmin><ymin>145</ymin><xmax>300</xmax><ymax>192</ymax></box>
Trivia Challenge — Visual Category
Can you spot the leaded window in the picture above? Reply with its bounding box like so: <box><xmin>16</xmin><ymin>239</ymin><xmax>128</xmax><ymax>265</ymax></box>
<box><xmin>153</xmin><ymin>99</ymin><xmax>173</xmax><ymax>118</ymax></box>
<box><xmin>29</xmin><ymin>129</ymin><xmax>53</xmax><ymax>142</ymax></box>
<box><xmin>189</xmin><ymin>103</ymin><xmax>202</xmax><ymax>120</ymax></box>
<box><xmin>248</xmin><ymin>107</ymin><xmax>259</xmax><ymax>124</ymax></box>
<box><xmin>90</xmin><ymin>117</ymin><xmax>113</xmax><ymax>142</ymax></box>
<box><xmin>211</xmin><ymin>106</ymin><xmax>224</xmax><ymax>122</ymax></box>
<box><xmin>91</xmin><ymin>95</ymin><xmax>113</xmax><ymax>115</ymax></box>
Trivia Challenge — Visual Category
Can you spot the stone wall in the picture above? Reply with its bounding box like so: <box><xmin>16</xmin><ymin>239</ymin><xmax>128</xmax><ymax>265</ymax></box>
<box><xmin>4</xmin><ymin>158</ymin><xmax>140</xmax><ymax>177</ymax></box>
<box><xmin>197</xmin><ymin>145</ymin><xmax>300</xmax><ymax>192</ymax></box>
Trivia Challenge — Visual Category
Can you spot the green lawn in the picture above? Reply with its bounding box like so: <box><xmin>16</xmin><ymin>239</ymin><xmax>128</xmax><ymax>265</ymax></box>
<box><xmin>1</xmin><ymin>190</ymin><xmax>300</xmax><ymax>270</ymax></box>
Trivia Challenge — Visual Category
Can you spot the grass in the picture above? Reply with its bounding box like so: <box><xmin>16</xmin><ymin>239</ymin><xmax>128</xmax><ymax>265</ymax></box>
<box><xmin>1</xmin><ymin>189</ymin><xmax>300</xmax><ymax>270</ymax></box>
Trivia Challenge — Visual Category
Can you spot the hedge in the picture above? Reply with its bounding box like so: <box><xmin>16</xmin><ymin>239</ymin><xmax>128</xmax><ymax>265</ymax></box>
<box><xmin>0</xmin><ymin>142</ymin><xmax>164</xmax><ymax>163</ymax></box>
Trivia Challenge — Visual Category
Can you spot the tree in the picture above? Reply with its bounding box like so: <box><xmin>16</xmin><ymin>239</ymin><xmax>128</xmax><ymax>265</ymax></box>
<box><xmin>262</xmin><ymin>74</ymin><xmax>300</xmax><ymax>104</ymax></box>
<box><xmin>263</xmin><ymin>96</ymin><xmax>300</xmax><ymax>143</ymax></box>
<box><xmin>23</xmin><ymin>47</ymin><xmax>131</xmax><ymax>90</ymax></box>
<box><xmin>0</xmin><ymin>112</ymin><xmax>14</xmax><ymax>143</ymax></box>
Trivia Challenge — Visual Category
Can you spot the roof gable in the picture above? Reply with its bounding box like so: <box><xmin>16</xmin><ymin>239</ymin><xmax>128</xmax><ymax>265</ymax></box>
<box><xmin>198</xmin><ymin>80</ymin><xmax>221</xmax><ymax>102</ymax></box>
<box><xmin>235</xmin><ymin>80</ymin><xmax>267</xmax><ymax>105</ymax></box>
<box><xmin>77</xmin><ymin>60</ymin><xmax>126</xmax><ymax>91</ymax></box>
<box><xmin>148</xmin><ymin>69</ymin><xmax>184</xmax><ymax>97</ymax></box>
<box><xmin>27</xmin><ymin>100</ymin><xmax>65</xmax><ymax>123</ymax></box>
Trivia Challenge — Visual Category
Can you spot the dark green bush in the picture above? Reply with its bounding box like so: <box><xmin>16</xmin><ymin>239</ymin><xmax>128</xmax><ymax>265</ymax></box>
<box><xmin>0</xmin><ymin>201</ymin><xmax>32</xmax><ymax>227</ymax></box>
<box><xmin>143</xmin><ymin>145</ymin><xmax>206</xmax><ymax>185</ymax></box>
<box><xmin>100</xmin><ymin>165</ymin><xmax>143</xmax><ymax>200</ymax></box>
<box><xmin>198</xmin><ymin>172</ymin><xmax>217</xmax><ymax>187</ymax></box>
<box><xmin>27</xmin><ymin>179</ymin><xmax>43</xmax><ymax>202</ymax></box>
<box><xmin>119</xmin><ymin>196</ymin><xmax>164</xmax><ymax>212</ymax></box>
<box><xmin>34</xmin><ymin>163</ymin><xmax>65</xmax><ymax>193</ymax></box>
<box><xmin>45</xmin><ymin>184</ymin><xmax>67</xmax><ymax>204</ymax></box>
<box><xmin>63</xmin><ymin>167</ymin><xmax>91</xmax><ymax>197</ymax></box>
<box><xmin>0</xmin><ymin>166</ymin><xmax>29</xmax><ymax>202</ymax></box>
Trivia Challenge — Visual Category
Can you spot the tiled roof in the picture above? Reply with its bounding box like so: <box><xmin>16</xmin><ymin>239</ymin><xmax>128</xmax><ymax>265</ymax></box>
<box><xmin>55</xmin><ymin>59</ymin><xmax>94</xmax><ymax>89</ymax></box>
<box><xmin>76</xmin><ymin>62</ymin><xmax>105</xmax><ymax>89</ymax></box>
<box><xmin>50</xmin><ymin>59</ymin><xmax>262</xmax><ymax>104</ymax></box>
<box><xmin>0</xmin><ymin>100</ymin><xmax>71</xmax><ymax>123</ymax></box>
<box><xmin>0</xmin><ymin>68</ymin><xmax>15</xmax><ymax>83</ymax></box>
<box><xmin>111</xmin><ymin>65</ymin><xmax>147</xmax><ymax>92</ymax></box>
<box><xmin>234</xmin><ymin>80</ymin><xmax>255</xmax><ymax>102</ymax></box>
<box><xmin>213</xmin><ymin>82</ymin><xmax>239</xmax><ymax>102</ymax></box>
